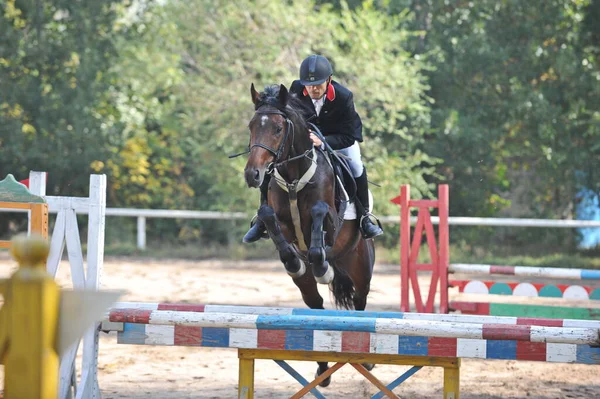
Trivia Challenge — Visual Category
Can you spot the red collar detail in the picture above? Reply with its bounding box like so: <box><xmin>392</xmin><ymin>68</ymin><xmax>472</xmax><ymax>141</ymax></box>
<box><xmin>326</xmin><ymin>83</ymin><xmax>335</xmax><ymax>101</ymax></box>
<box><xmin>302</xmin><ymin>84</ymin><xmax>336</xmax><ymax>101</ymax></box>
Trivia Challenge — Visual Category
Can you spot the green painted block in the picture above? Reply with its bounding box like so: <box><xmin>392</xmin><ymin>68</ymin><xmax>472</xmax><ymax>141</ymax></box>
<box><xmin>0</xmin><ymin>174</ymin><xmax>45</xmax><ymax>203</ymax></box>
<box><xmin>489</xmin><ymin>283</ymin><xmax>512</xmax><ymax>295</ymax></box>
<box><xmin>538</xmin><ymin>285</ymin><xmax>563</xmax><ymax>298</ymax></box>
<box><xmin>590</xmin><ymin>289</ymin><xmax>600</xmax><ymax>300</ymax></box>
<box><xmin>489</xmin><ymin>303</ymin><xmax>600</xmax><ymax>320</ymax></box>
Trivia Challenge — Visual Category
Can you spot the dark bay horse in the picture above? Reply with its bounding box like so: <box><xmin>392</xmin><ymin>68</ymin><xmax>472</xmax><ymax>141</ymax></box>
<box><xmin>243</xmin><ymin>83</ymin><xmax>376</xmax><ymax>385</ymax></box>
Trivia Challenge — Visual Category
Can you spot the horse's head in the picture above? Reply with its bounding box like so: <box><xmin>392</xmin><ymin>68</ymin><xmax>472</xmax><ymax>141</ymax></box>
<box><xmin>244</xmin><ymin>83</ymin><xmax>292</xmax><ymax>188</ymax></box>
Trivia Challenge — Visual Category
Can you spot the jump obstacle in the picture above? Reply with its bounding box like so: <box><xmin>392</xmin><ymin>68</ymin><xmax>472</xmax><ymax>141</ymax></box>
<box><xmin>101</xmin><ymin>302</ymin><xmax>600</xmax><ymax>398</ymax></box>
<box><xmin>393</xmin><ymin>184</ymin><xmax>600</xmax><ymax>319</ymax></box>
<box><xmin>97</xmin><ymin>181</ymin><xmax>600</xmax><ymax>398</ymax></box>
<box><xmin>0</xmin><ymin>171</ymin><xmax>107</xmax><ymax>399</ymax></box>
<box><xmin>4</xmin><ymin>175</ymin><xmax>599</xmax><ymax>398</ymax></box>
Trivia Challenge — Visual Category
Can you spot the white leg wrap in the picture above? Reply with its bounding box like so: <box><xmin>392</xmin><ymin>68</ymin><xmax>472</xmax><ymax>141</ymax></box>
<box><xmin>315</xmin><ymin>264</ymin><xmax>334</xmax><ymax>284</ymax></box>
<box><xmin>287</xmin><ymin>260</ymin><xmax>306</xmax><ymax>278</ymax></box>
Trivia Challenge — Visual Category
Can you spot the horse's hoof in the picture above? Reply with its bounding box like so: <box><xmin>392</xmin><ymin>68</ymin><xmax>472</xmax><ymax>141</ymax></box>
<box><xmin>287</xmin><ymin>260</ymin><xmax>306</xmax><ymax>278</ymax></box>
<box><xmin>362</xmin><ymin>363</ymin><xmax>375</xmax><ymax>371</ymax></box>
<box><xmin>314</xmin><ymin>263</ymin><xmax>334</xmax><ymax>284</ymax></box>
<box><xmin>315</xmin><ymin>369</ymin><xmax>331</xmax><ymax>387</ymax></box>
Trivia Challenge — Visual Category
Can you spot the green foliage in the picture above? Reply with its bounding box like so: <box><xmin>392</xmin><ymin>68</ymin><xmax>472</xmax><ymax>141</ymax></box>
<box><xmin>420</xmin><ymin>0</ymin><xmax>599</xmax><ymax>222</ymax></box>
<box><xmin>97</xmin><ymin>3</ymin><xmax>192</xmax><ymax>209</ymax></box>
<box><xmin>94</xmin><ymin>0</ymin><xmax>435</xmax><ymax>228</ymax></box>
<box><xmin>0</xmin><ymin>0</ymin><xmax>120</xmax><ymax>193</ymax></box>
<box><xmin>1</xmin><ymin>0</ymin><xmax>597</xmax><ymax>255</ymax></box>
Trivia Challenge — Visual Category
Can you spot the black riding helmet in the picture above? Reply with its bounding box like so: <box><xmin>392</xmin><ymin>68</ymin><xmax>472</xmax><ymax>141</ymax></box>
<box><xmin>299</xmin><ymin>55</ymin><xmax>333</xmax><ymax>86</ymax></box>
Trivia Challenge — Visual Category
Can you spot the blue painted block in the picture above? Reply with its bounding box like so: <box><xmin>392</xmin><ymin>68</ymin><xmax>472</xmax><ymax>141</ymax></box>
<box><xmin>576</xmin><ymin>344</ymin><xmax>600</xmax><ymax>364</ymax></box>
<box><xmin>398</xmin><ymin>336</ymin><xmax>428</xmax><ymax>356</ymax></box>
<box><xmin>257</xmin><ymin>315</ymin><xmax>377</xmax><ymax>333</ymax></box>
<box><xmin>291</xmin><ymin>308</ymin><xmax>406</xmax><ymax>319</ymax></box>
<box><xmin>487</xmin><ymin>340</ymin><xmax>517</xmax><ymax>360</ymax></box>
<box><xmin>202</xmin><ymin>327</ymin><xmax>229</xmax><ymax>347</ymax></box>
<box><xmin>285</xmin><ymin>330</ymin><xmax>314</xmax><ymax>351</ymax></box>
<box><xmin>581</xmin><ymin>270</ymin><xmax>600</xmax><ymax>280</ymax></box>
<box><xmin>119</xmin><ymin>323</ymin><xmax>147</xmax><ymax>345</ymax></box>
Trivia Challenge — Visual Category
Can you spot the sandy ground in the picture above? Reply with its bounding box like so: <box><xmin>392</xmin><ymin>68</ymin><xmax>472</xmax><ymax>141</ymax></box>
<box><xmin>1</xmin><ymin>254</ymin><xmax>599</xmax><ymax>399</ymax></box>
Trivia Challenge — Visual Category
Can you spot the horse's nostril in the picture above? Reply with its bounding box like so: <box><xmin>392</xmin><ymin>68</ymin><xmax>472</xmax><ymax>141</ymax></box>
<box><xmin>244</xmin><ymin>168</ymin><xmax>262</xmax><ymax>187</ymax></box>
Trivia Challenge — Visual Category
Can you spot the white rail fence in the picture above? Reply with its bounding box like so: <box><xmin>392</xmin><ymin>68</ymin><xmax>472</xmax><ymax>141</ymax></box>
<box><xmin>3</xmin><ymin>207</ymin><xmax>600</xmax><ymax>250</ymax></box>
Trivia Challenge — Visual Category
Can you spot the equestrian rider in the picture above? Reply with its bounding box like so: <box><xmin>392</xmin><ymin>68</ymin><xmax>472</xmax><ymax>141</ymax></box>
<box><xmin>243</xmin><ymin>54</ymin><xmax>384</xmax><ymax>242</ymax></box>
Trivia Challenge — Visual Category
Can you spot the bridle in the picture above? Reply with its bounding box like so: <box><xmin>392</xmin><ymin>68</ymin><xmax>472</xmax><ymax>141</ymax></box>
<box><xmin>230</xmin><ymin>99</ymin><xmax>314</xmax><ymax>173</ymax></box>
<box><xmin>251</xmin><ymin>107</ymin><xmax>296</xmax><ymax>171</ymax></box>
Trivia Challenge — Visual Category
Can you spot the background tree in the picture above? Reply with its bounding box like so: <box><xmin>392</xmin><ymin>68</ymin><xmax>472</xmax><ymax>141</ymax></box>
<box><xmin>0</xmin><ymin>0</ymin><xmax>125</xmax><ymax>193</ymax></box>
<box><xmin>2</xmin><ymin>0</ymin><xmax>597</xmax><ymax>254</ymax></box>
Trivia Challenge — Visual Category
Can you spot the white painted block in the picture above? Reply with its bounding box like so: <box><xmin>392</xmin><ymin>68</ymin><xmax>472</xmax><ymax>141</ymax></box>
<box><xmin>205</xmin><ymin>305</ymin><xmax>293</xmax><ymax>315</ymax></box>
<box><xmin>457</xmin><ymin>338</ymin><xmax>486</xmax><ymax>358</ymax></box>
<box><xmin>546</xmin><ymin>343</ymin><xmax>577</xmax><ymax>363</ymax></box>
<box><xmin>230</xmin><ymin>328</ymin><xmax>258</xmax><ymax>348</ymax></box>
<box><xmin>313</xmin><ymin>330</ymin><xmax>342</xmax><ymax>352</ymax></box>
<box><xmin>463</xmin><ymin>280</ymin><xmax>489</xmax><ymax>294</ymax></box>
<box><xmin>113</xmin><ymin>302</ymin><xmax>160</xmax><ymax>310</ymax></box>
<box><xmin>563</xmin><ymin>286</ymin><xmax>589</xmax><ymax>300</ymax></box>
<box><xmin>513</xmin><ymin>283</ymin><xmax>539</xmax><ymax>297</ymax></box>
<box><xmin>563</xmin><ymin>319</ymin><xmax>600</xmax><ymax>329</ymax></box>
<box><xmin>146</xmin><ymin>325</ymin><xmax>175</xmax><ymax>345</ymax></box>
<box><xmin>370</xmin><ymin>333</ymin><xmax>398</xmax><ymax>354</ymax></box>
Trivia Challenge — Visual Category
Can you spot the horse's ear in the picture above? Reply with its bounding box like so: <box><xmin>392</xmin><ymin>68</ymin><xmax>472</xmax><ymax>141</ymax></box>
<box><xmin>250</xmin><ymin>83</ymin><xmax>260</xmax><ymax>105</ymax></box>
<box><xmin>279</xmin><ymin>84</ymin><xmax>288</xmax><ymax>106</ymax></box>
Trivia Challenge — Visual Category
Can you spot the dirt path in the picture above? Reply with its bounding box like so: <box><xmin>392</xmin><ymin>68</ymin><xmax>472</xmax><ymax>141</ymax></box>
<box><xmin>1</xmin><ymin>256</ymin><xmax>598</xmax><ymax>398</ymax></box>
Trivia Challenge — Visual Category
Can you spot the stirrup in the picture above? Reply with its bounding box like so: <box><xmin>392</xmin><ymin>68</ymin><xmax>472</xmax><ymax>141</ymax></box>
<box><xmin>249</xmin><ymin>214</ymin><xmax>268</xmax><ymax>235</ymax></box>
<box><xmin>359</xmin><ymin>212</ymin><xmax>384</xmax><ymax>239</ymax></box>
<box><xmin>249</xmin><ymin>214</ymin><xmax>259</xmax><ymax>227</ymax></box>
<box><xmin>243</xmin><ymin>214</ymin><xmax>268</xmax><ymax>243</ymax></box>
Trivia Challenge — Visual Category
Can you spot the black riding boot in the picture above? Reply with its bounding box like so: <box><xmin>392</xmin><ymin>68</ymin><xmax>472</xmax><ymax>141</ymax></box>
<box><xmin>243</xmin><ymin>175</ymin><xmax>270</xmax><ymax>243</ymax></box>
<box><xmin>354</xmin><ymin>169</ymin><xmax>383</xmax><ymax>239</ymax></box>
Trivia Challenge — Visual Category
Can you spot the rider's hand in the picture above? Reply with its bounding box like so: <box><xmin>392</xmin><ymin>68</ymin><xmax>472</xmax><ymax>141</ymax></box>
<box><xmin>309</xmin><ymin>131</ymin><xmax>323</xmax><ymax>147</ymax></box>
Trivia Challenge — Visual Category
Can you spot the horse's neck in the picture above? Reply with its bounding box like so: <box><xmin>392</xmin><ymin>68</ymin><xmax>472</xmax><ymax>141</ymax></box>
<box><xmin>277</xmin><ymin>128</ymin><xmax>314</xmax><ymax>182</ymax></box>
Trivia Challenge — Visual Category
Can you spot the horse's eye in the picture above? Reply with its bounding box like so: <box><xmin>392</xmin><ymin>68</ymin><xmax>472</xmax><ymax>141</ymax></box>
<box><xmin>276</xmin><ymin>126</ymin><xmax>283</xmax><ymax>134</ymax></box>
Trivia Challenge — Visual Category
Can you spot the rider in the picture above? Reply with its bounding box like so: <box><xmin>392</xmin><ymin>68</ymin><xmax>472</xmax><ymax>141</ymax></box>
<box><xmin>243</xmin><ymin>54</ymin><xmax>384</xmax><ymax>242</ymax></box>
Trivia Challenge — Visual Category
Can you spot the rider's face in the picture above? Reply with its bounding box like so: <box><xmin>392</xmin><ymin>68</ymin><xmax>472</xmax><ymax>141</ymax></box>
<box><xmin>305</xmin><ymin>79</ymin><xmax>329</xmax><ymax>99</ymax></box>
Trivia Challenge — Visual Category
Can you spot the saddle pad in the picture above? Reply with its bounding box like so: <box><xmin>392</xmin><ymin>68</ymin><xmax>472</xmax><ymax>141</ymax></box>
<box><xmin>337</xmin><ymin>176</ymin><xmax>373</xmax><ymax>220</ymax></box>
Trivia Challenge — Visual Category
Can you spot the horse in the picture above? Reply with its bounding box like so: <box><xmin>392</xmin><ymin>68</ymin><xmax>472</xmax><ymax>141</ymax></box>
<box><xmin>243</xmin><ymin>83</ymin><xmax>376</xmax><ymax>386</ymax></box>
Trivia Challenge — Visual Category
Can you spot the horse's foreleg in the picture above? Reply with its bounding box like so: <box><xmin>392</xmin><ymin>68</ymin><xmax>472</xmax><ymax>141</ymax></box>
<box><xmin>308</xmin><ymin>201</ymin><xmax>334</xmax><ymax>284</ymax></box>
<box><xmin>349</xmin><ymin>239</ymin><xmax>375</xmax><ymax>372</ymax></box>
<box><xmin>292</xmin><ymin>274</ymin><xmax>331</xmax><ymax>387</ymax></box>
<box><xmin>258</xmin><ymin>205</ymin><xmax>306</xmax><ymax>277</ymax></box>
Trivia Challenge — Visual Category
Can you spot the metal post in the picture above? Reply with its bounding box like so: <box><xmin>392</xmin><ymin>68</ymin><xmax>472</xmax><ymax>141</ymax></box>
<box><xmin>137</xmin><ymin>216</ymin><xmax>146</xmax><ymax>250</ymax></box>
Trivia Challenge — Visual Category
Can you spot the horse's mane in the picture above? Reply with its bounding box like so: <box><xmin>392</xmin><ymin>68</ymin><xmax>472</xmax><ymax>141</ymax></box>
<box><xmin>259</xmin><ymin>85</ymin><xmax>311</xmax><ymax>132</ymax></box>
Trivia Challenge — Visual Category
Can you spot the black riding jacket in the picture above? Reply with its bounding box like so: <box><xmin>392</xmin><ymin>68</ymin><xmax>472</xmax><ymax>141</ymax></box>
<box><xmin>289</xmin><ymin>80</ymin><xmax>363</xmax><ymax>150</ymax></box>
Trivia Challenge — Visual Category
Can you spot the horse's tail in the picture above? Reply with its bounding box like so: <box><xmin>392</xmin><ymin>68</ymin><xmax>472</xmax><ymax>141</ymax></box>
<box><xmin>330</xmin><ymin>264</ymin><xmax>355</xmax><ymax>310</ymax></box>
